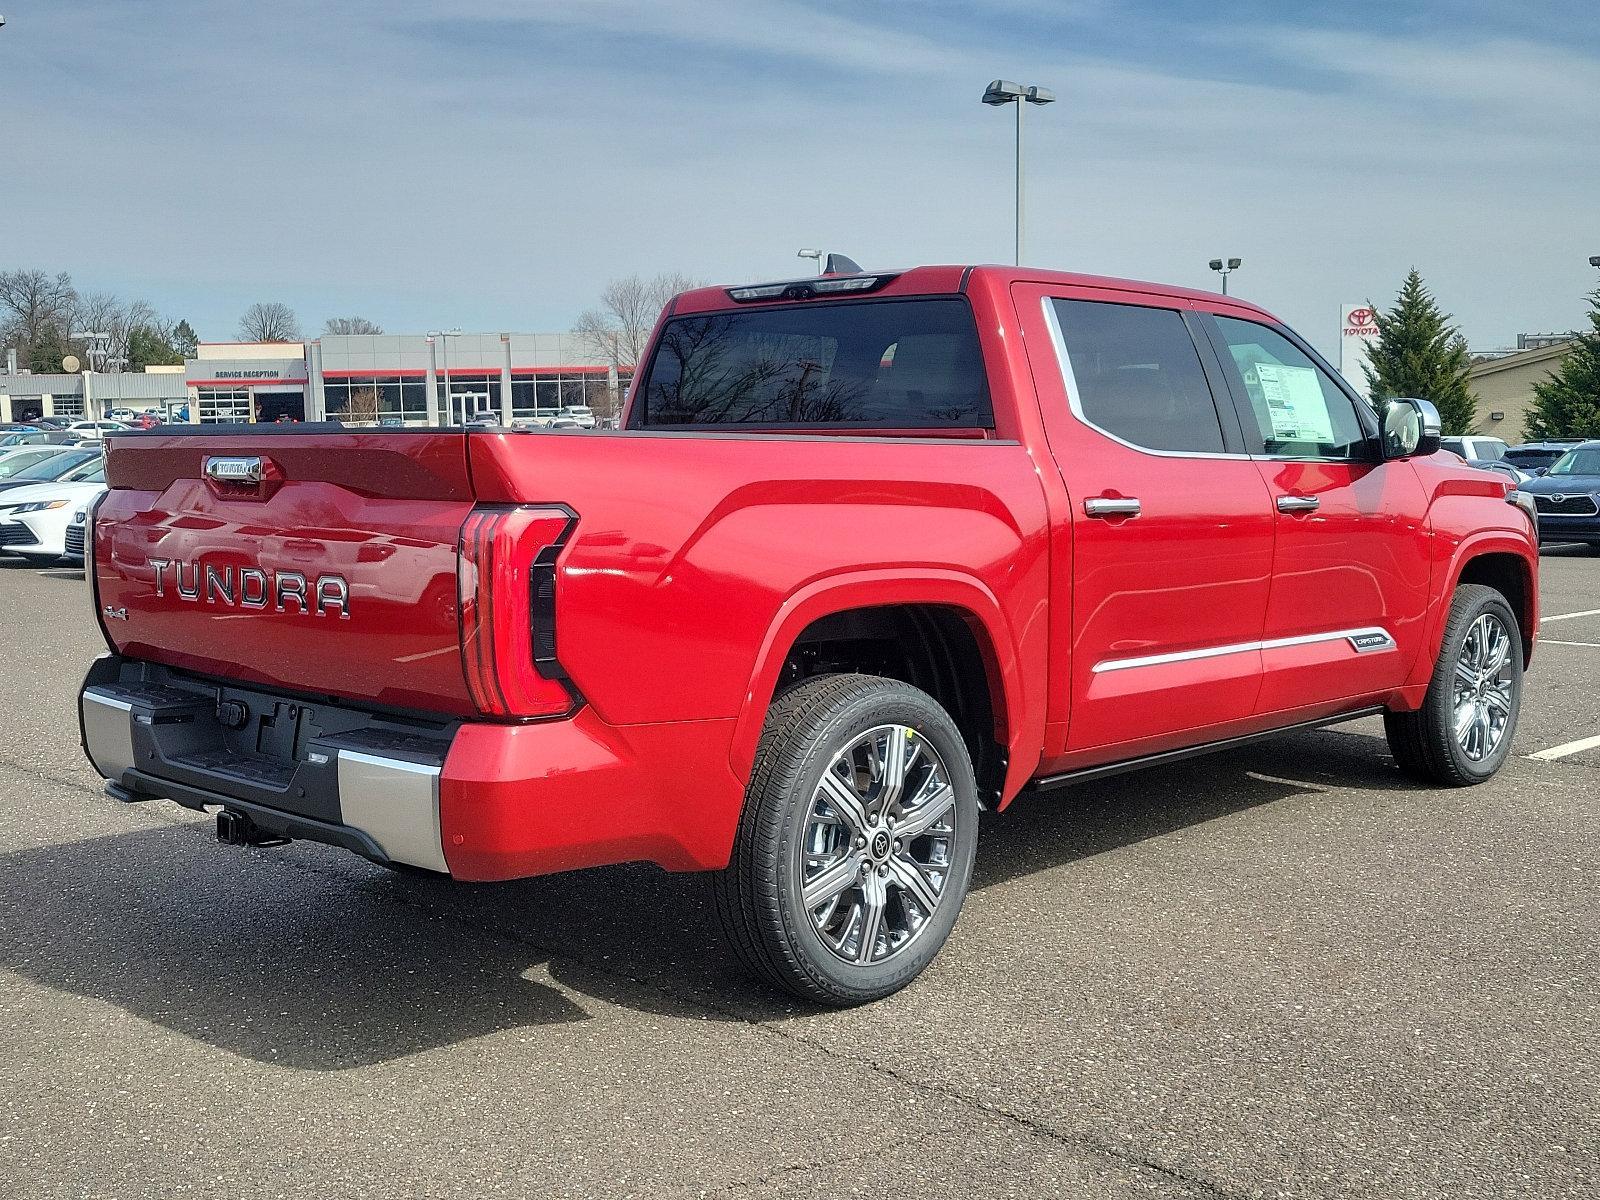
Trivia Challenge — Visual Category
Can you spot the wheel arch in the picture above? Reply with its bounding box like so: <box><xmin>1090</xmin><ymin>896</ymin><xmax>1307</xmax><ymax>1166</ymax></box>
<box><xmin>729</xmin><ymin>570</ymin><xmax>1040</xmax><ymax>808</ymax></box>
<box><xmin>1456</xmin><ymin>550</ymin><xmax>1536</xmax><ymax>661</ymax></box>
<box><xmin>1410</xmin><ymin>535</ymin><xmax>1539</xmax><ymax>692</ymax></box>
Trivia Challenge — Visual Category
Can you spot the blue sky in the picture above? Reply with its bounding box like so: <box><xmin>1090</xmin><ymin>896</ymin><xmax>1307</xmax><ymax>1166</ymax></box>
<box><xmin>3</xmin><ymin>0</ymin><xmax>1597</xmax><ymax>356</ymax></box>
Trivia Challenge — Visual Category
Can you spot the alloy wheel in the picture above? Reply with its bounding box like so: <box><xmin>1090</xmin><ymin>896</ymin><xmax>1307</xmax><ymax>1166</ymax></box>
<box><xmin>800</xmin><ymin>724</ymin><xmax>958</xmax><ymax>965</ymax></box>
<box><xmin>1452</xmin><ymin>612</ymin><xmax>1514</xmax><ymax>761</ymax></box>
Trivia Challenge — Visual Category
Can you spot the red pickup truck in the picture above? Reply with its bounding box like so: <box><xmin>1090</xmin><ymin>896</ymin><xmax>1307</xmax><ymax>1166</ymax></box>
<box><xmin>81</xmin><ymin>265</ymin><xmax>1538</xmax><ymax>1004</ymax></box>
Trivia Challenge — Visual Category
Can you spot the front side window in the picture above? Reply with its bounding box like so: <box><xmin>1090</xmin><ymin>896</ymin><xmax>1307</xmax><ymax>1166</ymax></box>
<box><xmin>1051</xmin><ymin>299</ymin><xmax>1225</xmax><ymax>453</ymax></box>
<box><xmin>634</xmin><ymin>298</ymin><xmax>992</xmax><ymax>429</ymax></box>
<box><xmin>1213</xmin><ymin>317</ymin><xmax>1368</xmax><ymax>459</ymax></box>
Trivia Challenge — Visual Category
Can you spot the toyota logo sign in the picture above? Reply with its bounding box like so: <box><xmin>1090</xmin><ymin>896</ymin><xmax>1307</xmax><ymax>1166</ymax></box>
<box><xmin>1347</xmin><ymin>307</ymin><xmax>1376</xmax><ymax>327</ymax></box>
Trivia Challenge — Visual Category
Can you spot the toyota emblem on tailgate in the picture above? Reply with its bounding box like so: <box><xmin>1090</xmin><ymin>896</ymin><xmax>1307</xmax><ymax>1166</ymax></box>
<box><xmin>204</xmin><ymin>456</ymin><xmax>263</xmax><ymax>483</ymax></box>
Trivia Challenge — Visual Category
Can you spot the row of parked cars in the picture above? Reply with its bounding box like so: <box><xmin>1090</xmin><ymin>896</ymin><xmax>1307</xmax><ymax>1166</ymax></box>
<box><xmin>1442</xmin><ymin>435</ymin><xmax>1600</xmax><ymax>550</ymax></box>
<box><xmin>0</xmin><ymin>437</ymin><xmax>106</xmax><ymax>564</ymax></box>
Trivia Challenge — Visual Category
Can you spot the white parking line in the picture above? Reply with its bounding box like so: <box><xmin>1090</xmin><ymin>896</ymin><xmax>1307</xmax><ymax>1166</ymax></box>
<box><xmin>1529</xmin><ymin>735</ymin><xmax>1600</xmax><ymax>762</ymax></box>
<box><xmin>1540</xmin><ymin>608</ymin><xmax>1600</xmax><ymax>624</ymax></box>
<box><xmin>1541</xmin><ymin>639</ymin><xmax>1600</xmax><ymax>649</ymax></box>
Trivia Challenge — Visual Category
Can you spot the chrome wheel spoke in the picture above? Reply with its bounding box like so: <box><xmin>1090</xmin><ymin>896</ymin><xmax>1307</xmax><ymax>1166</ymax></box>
<box><xmin>818</xmin><ymin>769</ymin><xmax>871</xmax><ymax>837</ymax></box>
<box><xmin>803</xmin><ymin>851</ymin><xmax>863</xmax><ymax>910</ymax></box>
<box><xmin>879</xmin><ymin>726</ymin><xmax>911</xmax><ymax>809</ymax></box>
<box><xmin>855</xmin><ymin>884</ymin><xmax>886</xmax><ymax>963</ymax></box>
<box><xmin>896</xmin><ymin>784</ymin><xmax>955</xmax><ymax>839</ymax></box>
<box><xmin>1481</xmin><ymin>637</ymin><xmax>1509</xmax><ymax>680</ymax></box>
<box><xmin>887</xmin><ymin>853</ymin><xmax>940</xmax><ymax>917</ymax></box>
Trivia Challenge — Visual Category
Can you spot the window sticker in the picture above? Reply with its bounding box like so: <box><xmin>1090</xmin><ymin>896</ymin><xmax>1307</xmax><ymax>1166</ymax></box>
<box><xmin>1252</xmin><ymin>362</ymin><xmax>1334</xmax><ymax>443</ymax></box>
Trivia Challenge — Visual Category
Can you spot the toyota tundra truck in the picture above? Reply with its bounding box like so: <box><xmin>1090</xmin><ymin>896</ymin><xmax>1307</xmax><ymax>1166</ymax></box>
<box><xmin>80</xmin><ymin>265</ymin><xmax>1539</xmax><ymax>1004</ymax></box>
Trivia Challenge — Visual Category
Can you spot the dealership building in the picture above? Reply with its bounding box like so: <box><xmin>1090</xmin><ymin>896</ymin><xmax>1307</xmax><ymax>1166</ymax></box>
<box><xmin>0</xmin><ymin>331</ymin><xmax>630</xmax><ymax>426</ymax></box>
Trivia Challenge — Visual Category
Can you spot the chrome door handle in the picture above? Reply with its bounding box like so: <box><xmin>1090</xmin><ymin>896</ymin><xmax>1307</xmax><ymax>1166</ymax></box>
<box><xmin>1084</xmin><ymin>497</ymin><xmax>1141</xmax><ymax>518</ymax></box>
<box><xmin>1277</xmin><ymin>495</ymin><xmax>1320</xmax><ymax>513</ymax></box>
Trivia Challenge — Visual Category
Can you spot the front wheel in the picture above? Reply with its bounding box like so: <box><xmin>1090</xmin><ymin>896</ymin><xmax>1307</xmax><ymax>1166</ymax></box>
<box><xmin>1384</xmin><ymin>583</ymin><xmax>1524</xmax><ymax>785</ymax></box>
<box><xmin>714</xmin><ymin>674</ymin><xmax>980</xmax><ymax>1006</ymax></box>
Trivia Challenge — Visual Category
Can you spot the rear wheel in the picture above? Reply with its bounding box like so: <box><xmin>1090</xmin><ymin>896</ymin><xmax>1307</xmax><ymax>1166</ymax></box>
<box><xmin>1385</xmin><ymin>583</ymin><xmax>1523</xmax><ymax>785</ymax></box>
<box><xmin>714</xmin><ymin>674</ymin><xmax>980</xmax><ymax>1005</ymax></box>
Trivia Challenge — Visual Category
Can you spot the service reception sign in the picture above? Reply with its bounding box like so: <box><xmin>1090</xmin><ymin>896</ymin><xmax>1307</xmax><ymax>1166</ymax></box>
<box><xmin>1339</xmin><ymin>304</ymin><xmax>1379</xmax><ymax>400</ymax></box>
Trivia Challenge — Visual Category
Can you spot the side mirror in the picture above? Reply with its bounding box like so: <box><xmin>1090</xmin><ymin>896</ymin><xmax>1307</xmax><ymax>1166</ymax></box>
<box><xmin>1381</xmin><ymin>397</ymin><xmax>1442</xmax><ymax>460</ymax></box>
<box><xmin>1532</xmin><ymin>467</ymin><xmax>1549</xmax><ymax>477</ymax></box>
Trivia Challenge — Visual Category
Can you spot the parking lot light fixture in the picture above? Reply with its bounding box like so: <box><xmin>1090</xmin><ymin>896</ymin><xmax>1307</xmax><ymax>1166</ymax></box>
<box><xmin>797</xmin><ymin>249</ymin><xmax>824</xmax><ymax>276</ymax></box>
<box><xmin>1589</xmin><ymin>255</ymin><xmax>1600</xmax><ymax>269</ymax></box>
<box><xmin>983</xmin><ymin>80</ymin><xmax>1055</xmax><ymax>267</ymax></box>
<box><xmin>1209</xmin><ymin>257</ymin><xmax>1242</xmax><ymax>295</ymax></box>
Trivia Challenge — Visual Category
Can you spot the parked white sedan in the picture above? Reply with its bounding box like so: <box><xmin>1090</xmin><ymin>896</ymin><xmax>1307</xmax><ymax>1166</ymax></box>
<box><xmin>0</xmin><ymin>462</ymin><xmax>106</xmax><ymax>561</ymax></box>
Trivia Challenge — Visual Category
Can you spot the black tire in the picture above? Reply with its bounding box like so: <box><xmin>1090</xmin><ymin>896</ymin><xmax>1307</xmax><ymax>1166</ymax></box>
<box><xmin>1384</xmin><ymin>583</ymin><xmax>1524</xmax><ymax>786</ymax></box>
<box><xmin>714</xmin><ymin>673</ymin><xmax>980</xmax><ymax>1006</ymax></box>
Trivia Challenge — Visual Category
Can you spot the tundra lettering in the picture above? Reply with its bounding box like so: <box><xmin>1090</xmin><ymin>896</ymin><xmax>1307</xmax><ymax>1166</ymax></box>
<box><xmin>147</xmin><ymin>558</ymin><xmax>350</xmax><ymax>618</ymax></box>
<box><xmin>81</xmin><ymin>264</ymin><xmax>1538</xmax><ymax>1005</ymax></box>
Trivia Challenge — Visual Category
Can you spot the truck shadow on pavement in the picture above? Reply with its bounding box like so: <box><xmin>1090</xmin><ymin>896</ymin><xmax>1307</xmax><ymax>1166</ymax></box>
<box><xmin>0</xmin><ymin>727</ymin><xmax>1410</xmax><ymax>1069</ymax></box>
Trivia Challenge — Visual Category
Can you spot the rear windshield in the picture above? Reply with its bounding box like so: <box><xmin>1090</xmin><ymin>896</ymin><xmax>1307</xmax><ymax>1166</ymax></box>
<box><xmin>632</xmin><ymin>297</ymin><xmax>992</xmax><ymax>429</ymax></box>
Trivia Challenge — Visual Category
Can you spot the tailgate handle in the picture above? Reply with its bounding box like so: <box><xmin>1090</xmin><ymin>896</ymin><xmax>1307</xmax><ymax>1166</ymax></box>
<box><xmin>205</xmin><ymin>456</ymin><xmax>263</xmax><ymax>484</ymax></box>
<box><xmin>202</xmin><ymin>455</ymin><xmax>283</xmax><ymax>500</ymax></box>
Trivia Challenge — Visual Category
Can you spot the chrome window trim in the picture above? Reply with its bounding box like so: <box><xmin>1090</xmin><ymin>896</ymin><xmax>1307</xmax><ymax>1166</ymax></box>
<box><xmin>1040</xmin><ymin>296</ymin><xmax>1252</xmax><ymax>462</ymax></box>
<box><xmin>1093</xmin><ymin>626</ymin><xmax>1396</xmax><ymax>674</ymax></box>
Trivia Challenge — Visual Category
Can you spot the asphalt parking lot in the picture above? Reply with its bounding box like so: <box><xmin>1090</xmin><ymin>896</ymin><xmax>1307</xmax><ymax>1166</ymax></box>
<box><xmin>0</xmin><ymin>552</ymin><xmax>1595</xmax><ymax>1199</ymax></box>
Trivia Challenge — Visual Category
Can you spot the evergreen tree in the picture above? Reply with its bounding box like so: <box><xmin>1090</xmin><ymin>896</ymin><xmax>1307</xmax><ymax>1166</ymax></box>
<box><xmin>171</xmin><ymin>319</ymin><xmax>199</xmax><ymax>359</ymax></box>
<box><xmin>127</xmin><ymin>324</ymin><xmax>183</xmax><ymax>369</ymax></box>
<box><xmin>1524</xmin><ymin>290</ymin><xmax>1600</xmax><ymax>441</ymax></box>
<box><xmin>1363</xmin><ymin>269</ymin><xmax>1478</xmax><ymax>435</ymax></box>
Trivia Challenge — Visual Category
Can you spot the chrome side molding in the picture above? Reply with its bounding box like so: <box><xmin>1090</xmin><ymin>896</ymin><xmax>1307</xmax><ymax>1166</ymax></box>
<box><xmin>1094</xmin><ymin>626</ymin><xmax>1397</xmax><ymax>674</ymax></box>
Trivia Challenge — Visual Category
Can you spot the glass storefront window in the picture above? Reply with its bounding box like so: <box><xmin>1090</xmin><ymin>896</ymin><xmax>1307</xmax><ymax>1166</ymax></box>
<box><xmin>323</xmin><ymin>375</ymin><xmax>429</xmax><ymax>425</ymax></box>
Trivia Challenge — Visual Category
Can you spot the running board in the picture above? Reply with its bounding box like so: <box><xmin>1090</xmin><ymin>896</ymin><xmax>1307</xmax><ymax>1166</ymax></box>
<box><xmin>1024</xmin><ymin>707</ymin><xmax>1385</xmax><ymax>792</ymax></box>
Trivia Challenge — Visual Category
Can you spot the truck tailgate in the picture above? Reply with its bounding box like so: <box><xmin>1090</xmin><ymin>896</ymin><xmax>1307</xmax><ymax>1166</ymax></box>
<box><xmin>96</xmin><ymin>430</ymin><xmax>479</xmax><ymax>716</ymax></box>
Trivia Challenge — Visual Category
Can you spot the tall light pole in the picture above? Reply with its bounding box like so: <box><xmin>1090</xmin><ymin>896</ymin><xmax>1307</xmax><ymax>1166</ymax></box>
<box><xmin>427</xmin><ymin>328</ymin><xmax>463</xmax><ymax>421</ymax></box>
<box><xmin>1589</xmin><ymin>255</ymin><xmax>1600</xmax><ymax>269</ymax></box>
<box><xmin>983</xmin><ymin>80</ymin><xmax>1055</xmax><ymax>267</ymax></box>
<box><xmin>797</xmin><ymin>248</ymin><xmax>824</xmax><ymax>276</ymax></box>
<box><xmin>1209</xmin><ymin>257</ymin><xmax>1242</xmax><ymax>295</ymax></box>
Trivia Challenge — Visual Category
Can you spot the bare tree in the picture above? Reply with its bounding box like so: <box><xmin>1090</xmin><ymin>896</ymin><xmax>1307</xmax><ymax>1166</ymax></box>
<box><xmin>346</xmin><ymin>386</ymin><xmax>380</xmax><ymax>425</ymax></box>
<box><xmin>575</xmin><ymin>273</ymin><xmax>697</xmax><ymax>421</ymax></box>
<box><xmin>575</xmin><ymin>272</ymin><xmax>699</xmax><ymax>373</ymax></box>
<box><xmin>0</xmin><ymin>268</ymin><xmax>78</xmax><ymax>360</ymax></box>
<box><xmin>323</xmin><ymin>316</ymin><xmax>384</xmax><ymax>335</ymax></box>
<box><xmin>238</xmin><ymin>301</ymin><xmax>302</xmax><ymax>342</ymax></box>
<box><xmin>71</xmin><ymin>292</ymin><xmax>167</xmax><ymax>366</ymax></box>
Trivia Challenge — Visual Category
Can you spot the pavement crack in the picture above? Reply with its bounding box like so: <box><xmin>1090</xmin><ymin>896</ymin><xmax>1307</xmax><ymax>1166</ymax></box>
<box><xmin>689</xmin><ymin>1124</ymin><xmax>962</xmax><ymax>1198</ymax></box>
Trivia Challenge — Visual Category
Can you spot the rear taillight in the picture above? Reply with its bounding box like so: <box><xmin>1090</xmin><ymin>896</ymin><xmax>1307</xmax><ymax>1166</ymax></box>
<box><xmin>458</xmin><ymin>505</ymin><xmax>577</xmax><ymax>718</ymax></box>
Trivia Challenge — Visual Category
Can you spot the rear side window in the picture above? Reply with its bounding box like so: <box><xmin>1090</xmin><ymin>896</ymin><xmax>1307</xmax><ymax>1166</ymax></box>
<box><xmin>1050</xmin><ymin>299</ymin><xmax>1226</xmax><ymax>454</ymax></box>
<box><xmin>633</xmin><ymin>298</ymin><xmax>992</xmax><ymax>429</ymax></box>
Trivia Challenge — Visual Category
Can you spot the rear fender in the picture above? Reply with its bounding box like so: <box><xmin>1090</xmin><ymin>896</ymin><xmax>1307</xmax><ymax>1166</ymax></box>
<box><xmin>729</xmin><ymin>569</ymin><xmax>1042</xmax><ymax>805</ymax></box>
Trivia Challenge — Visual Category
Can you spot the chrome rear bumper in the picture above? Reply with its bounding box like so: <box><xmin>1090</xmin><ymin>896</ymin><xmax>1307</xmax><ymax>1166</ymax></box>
<box><xmin>80</xmin><ymin>657</ymin><xmax>452</xmax><ymax>874</ymax></box>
